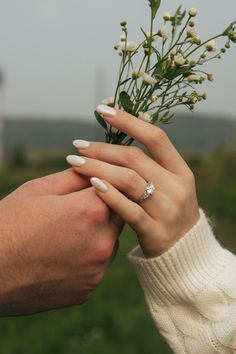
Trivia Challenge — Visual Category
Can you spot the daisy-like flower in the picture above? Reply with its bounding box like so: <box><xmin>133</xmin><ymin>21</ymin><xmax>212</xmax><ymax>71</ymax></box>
<box><xmin>138</xmin><ymin>112</ymin><xmax>152</xmax><ymax>123</ymax></box>
<box><xmin>187</xmin><ymin>74</ymin><xmax>199</xmax><ymax>82</ymax></box>
<box><xmin>174</xmin><ymin>54</ymin><xmax>186</xmax><ymax>66</ymax></box>
<box><xmin>187</xmin><ymin>27</ymin><xmax>199</xmax><ymax>39</ymax></box>
<box><xmin>205</xmin><ymin>40</ymin><xmax>217</xmax><ymax>52</ymax></box>
<box><xmin>102</xmin><ymin>97</ymin><xmax>115</xmax><ymax>107</ymax></box>
<box><xmin>119</xmin><ymin>41</ymin><xmax>138</xmax><ymax>52</ymax></box>
<box><xmin>158</xmin><ymin>26</ymin><xmax>169</xmax><ymax>39</ymax></box>
<box><xmin>143</xmin><ymin>73</ymin><xmax>158</xmax><ymax>86</ymax></box>
<box><xmin>132</xmin><ymin>68</ymin><xmax>143</xmax><ymax>79</ymax></box>
<box><xmin>163</xmin><ymin>11</ymin><xmax>171</xmax><ymax>21</ymax></box>
<box><xmin>188</xmin><ymin>8</ymin><xmax>197</xmax><ymax>17</ymax></box>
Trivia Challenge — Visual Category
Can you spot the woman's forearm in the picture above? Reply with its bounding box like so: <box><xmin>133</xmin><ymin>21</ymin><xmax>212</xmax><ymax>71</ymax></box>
<box><xmin>129</xmin><ymin>209</ymin><xmax>236</xmax><ymax>354</ymax></box>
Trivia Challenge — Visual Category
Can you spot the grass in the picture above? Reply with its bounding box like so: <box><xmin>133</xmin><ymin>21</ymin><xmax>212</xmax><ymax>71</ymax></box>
<box><xmin>0</xmin><ymin>147</ymin><xmax>236</xmax><ymax>354</ymax></box>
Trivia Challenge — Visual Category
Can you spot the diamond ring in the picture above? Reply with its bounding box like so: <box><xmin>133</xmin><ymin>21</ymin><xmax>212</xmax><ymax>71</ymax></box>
<box><xmin>138</xmin><ymin>181</ymin><xmax>156</xmax><ymax>203</ymax></box>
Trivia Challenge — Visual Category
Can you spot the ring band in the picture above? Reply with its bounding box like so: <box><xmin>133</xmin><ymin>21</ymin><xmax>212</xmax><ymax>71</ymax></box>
<box><xmin>138</xmin><ymin>181</ymin><xmax>156</xmax><ymax>203</ymax></box>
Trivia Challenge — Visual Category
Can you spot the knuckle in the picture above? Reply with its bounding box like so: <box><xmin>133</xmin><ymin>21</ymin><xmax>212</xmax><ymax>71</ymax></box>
<box><xmin>129</xmin><ymin>202</ymin><xmax>145</xmax><ymax>226</ymax></box>
<box><xmin>18</xmin><ymin>178</ymin><xmax>40</xmax><ymax>192</ymax></box>
<box><xmin>125</xmin><ymin>170</ymin><xmax>140</xmax><ymax>189</ymax></box>
<box><xmin>95</xmin><ymin>242</ymin><xmax>115</xmax><ymax>264</ymax></box>
<box><xmin>149</xmin><ymin>127</ymin><xmax>167</xmax><ymax>145</ymax></box>
<box><xmin>86</xmin><ymin>199</ymin><xmax>109</xmax><ymax>223</ymax></box>
<box><xmin>125</xmin><ymin>146</ymin><xmax>144</xmax><ymax>162</ymax></box>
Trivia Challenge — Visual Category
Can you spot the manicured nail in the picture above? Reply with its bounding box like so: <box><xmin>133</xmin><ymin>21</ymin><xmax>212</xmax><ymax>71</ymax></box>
<box><xmin>96</xmin><ymin>105</ymin><xmax>117</xmax><ymax>117</ymax></box>
<box><xmin>90</xmin><ymin>177</ymin><xmax>108</xmax><ymax>193</ymax></box>
<box><xmin>73</xmin><ymin>139</ymin><xmax>91</xmax><ymax>149</ymax></box>
<box><xmin>66</xmin><ymin>155</ymin><xmax>86</xmax><ymax>166</ymax></box>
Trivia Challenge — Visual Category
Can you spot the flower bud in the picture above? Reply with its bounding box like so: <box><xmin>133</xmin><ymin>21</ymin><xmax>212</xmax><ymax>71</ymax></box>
<box><xmin>205</xmin><ymin>40</ymin><xmax>217</xmax><ymax>52</ymax></box>
<box><xmin>163</xmin><ymin>11</ymin><xmax>171</xmax><ymax>21</ymax></box>
<box><xmin>202</xmin><ymin>93</ymin><xmax>207</xmax><ymax>100</ymax></box>
<box><xmin>200</xmin><ymin>52</ymin><xmax>207</xmax><ymax>59</ymax></box>
<box><xmin>158</xmin><ymin>26</ymin><xmax>168</xmax><ymax>39</ymax></box>
<box><xmin>189</xmin><ymin>21</ymin><xmax>195</xmax><ymax>27</ymax></box>
<box><xmin>225</xmin><ymin>43</ymin><xmax>231</xmax><ymax>49</ymax></box>
<box><xmin>143</xmin><ymin>73</ymin><xmax>158</xmax><ymax>86</ymax></box>
<box><xmin>120</xmin><ymin>21</ymin><xmax>127</xmax><ymax>27</ymax></box>
<box><xmin>138</xmin><ymin>112</ymin><xmax>152</xmax><ymax>123</ymax></box>
<box><xmin>102</xmin><ymin>97</ymin><xmax>115</xmax><ymax>107</ymax></box>
<box><xmin>187</xmin><ymin>74</ymin><xmax>199</xmax><ymax>82</ymax></box>
<box><xmin>221</xmin><ymin>48</ymin><xmax>226</xmax><ymax>53</ymax></box>
<box><xmin>174</xmin><ymin>54</ymin><xmax>186</xmax><ymax>66</ymax></box>
<box><xmin>132</xmin><ymin>68</ymin><xmax>143</xmax><ymax>79</ymax></box>
<box><xmin>111</xmin><ymin>127</ymin><xmax>119</xmax><ymax>134</ymax></box>
<box><xmin>187</xmin><ymin>27</ymin><xmax>198</xmax><ymax>39</ymax></box>
<box><xmin>119</xmin><ymin>41</ymin><xmax>138</xmax><ymax>52</ymax></box>
<box><xmin>120</xmin><ymin>34</ymin><xmax>126</xmax><ymax>42</ymax></box>
<box><xmin>207</xmin><ymin>74</ymin><xmax>215</xmax><ymax>82</ymax></box>
<box><xmin>151</xmin><ymin>95</ymin><xmax>158</xmax><ymax>103</ymax></box>
<box><xmin>188</xmin><ymin>8</ymin><xmax>197</xmax><ymax>17</ymax></box>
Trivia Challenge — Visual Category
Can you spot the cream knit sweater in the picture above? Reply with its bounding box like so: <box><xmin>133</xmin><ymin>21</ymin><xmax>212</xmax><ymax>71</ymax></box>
<box><xmin>128</xmin><ymin>209</ymin><xmax>236</xmax><ymax>354</ymax></box>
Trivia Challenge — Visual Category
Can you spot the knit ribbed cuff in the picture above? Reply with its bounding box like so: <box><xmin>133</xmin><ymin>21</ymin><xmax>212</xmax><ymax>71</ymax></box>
<box><xmin>128</xmin><ymin>209</ymin><xmax>231</xmax><ymax>305</ymax></box>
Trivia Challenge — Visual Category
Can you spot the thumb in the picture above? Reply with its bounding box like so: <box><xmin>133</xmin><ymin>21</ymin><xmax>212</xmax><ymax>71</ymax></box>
<box><xmin>20</xmin><ymin>168</ymin><xmax>90</xmax><ymax>196</ymax></box>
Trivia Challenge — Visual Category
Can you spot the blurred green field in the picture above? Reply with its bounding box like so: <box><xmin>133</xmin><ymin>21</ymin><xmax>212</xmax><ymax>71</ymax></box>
<box><xmin>0</xmin><ymin>147</ymin><xmax>236</xmax><ymax>354</ymax></box>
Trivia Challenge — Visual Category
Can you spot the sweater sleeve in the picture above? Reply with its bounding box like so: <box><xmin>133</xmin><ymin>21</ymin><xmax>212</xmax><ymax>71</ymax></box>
<box><xmin>128</xmin><ymin>209</ymin><xmax>236</xmax><ymax>354</ymax></box>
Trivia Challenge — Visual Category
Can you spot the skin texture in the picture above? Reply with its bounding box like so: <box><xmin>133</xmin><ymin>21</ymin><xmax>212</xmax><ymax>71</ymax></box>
<box><xmin>69</xmin><ymin>108</ymin><xmax>200</xmax><ymax>258</ymax></box>
<box><xmin>0</xmin><ymin>169</ymin><xmax>122</xmax><ymax>316</ymax></box>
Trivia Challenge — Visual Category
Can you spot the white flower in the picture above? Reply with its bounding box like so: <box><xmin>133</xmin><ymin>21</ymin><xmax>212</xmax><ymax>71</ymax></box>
<box><xmin>174</xmin><ymin>54</ymin><xmax>186</xmax><ymax>66</ymax></box>
<box><xmin>132</xmin><ymin>68</ymin><xmax>143</xmax><ymax>79</ymax></box>
<box><xmin>119</xmin><ymin>41</ymin><xmax>138</xmax><ymax>52</ymax></box>
<box><xmin>188</xmin><ymin>8</ymin><xmax>197</xmax><ymax>17</ymax></box>
<box><xmin>163</xmin><ymin>11</ymin><xmax>171</xmax><ymax>21</ymax></box>
<box><xmin>159</xmin><ymin>26</ymin><xmax>169</xmax><ymax>39</ymax></box>
<box><xmin>102</xmin><ymin>97</ymin><xmax>115</xmax><ymax>106</ymax></box>
<box><xmin>205</xmin><ymin>40</ymin><xmax>217</xmax><ymax>52</ymax></box>
<box><xmin>120</xmin><ymin>34</ymin><xmax>126</xmax><ymax>42</ymax></box>
<box><xmin>187</xmin><ymin>74</ymin><xmax>199</xmax><ymax>82</ymax></box>
<box><xmin>138</xmin><ymin>112</ymin><xmax>152</xmax><ymax>123</ymax></box>
<box><xmin>187</xmin><ymin>27</ymin><xmax>199</xmax><ymax>39</ymax></box>
<box><xmin>143</xmin><ymin>73</ymin><xmax>158</xmax><ymax>86</ymax></box>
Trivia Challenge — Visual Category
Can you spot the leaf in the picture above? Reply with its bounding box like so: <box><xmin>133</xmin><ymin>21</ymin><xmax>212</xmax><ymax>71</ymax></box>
<box><xmin>94</xmin><ymin>111</ymin><xmax>108</xmax><ymax>131</ymax></box>
<box><xmin>148</xmin><ymin>0</ymin><xmax>161</xmax><ymax>20</ymax></box>
<box><xmin>119</xmin><ymin>91</ymin><xmax>133</xmax><ymax>113</ymax></box>
<box><xmin>164</xmin><ymin>66</ymin><xmax>192</xmax><ymax>80</ymax></box>
<box><xmin>119</xmin><ymin>78</ymin><xmax>131</xmax><ymax>86</ymax></box>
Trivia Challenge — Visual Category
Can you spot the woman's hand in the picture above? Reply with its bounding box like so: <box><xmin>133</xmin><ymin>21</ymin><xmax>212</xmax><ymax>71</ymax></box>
<box><xmin>67</xmin><ymin>106</ymin><xmax>200</xmax><ymax>258</ymax></box>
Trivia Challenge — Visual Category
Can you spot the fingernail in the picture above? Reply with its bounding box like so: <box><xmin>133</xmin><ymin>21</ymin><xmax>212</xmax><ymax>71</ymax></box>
<box><xmin>73</xmin><ymin>139</ymin><xmax>91</xmax><ymax>149</ymax></box>
<box><xmin>96</xmin><ymin>105</ymin><xmax>117</xmax><ymax>117</ymax></box>
<box><xmin>66</xmin><ymin>155</ymin><xmax>86</xmax><ymax>166</ymax></box>
<box><xmin>90</xmin><ymin>177</ymin><xmax>108</xmax><ymax>193</ymax></box>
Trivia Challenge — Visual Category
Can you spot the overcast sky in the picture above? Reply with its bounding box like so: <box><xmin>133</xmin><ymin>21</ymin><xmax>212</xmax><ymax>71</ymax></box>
<box><xmin>0</xmin><ymin>0</ymin><xmax>235</xmax><ymax>121</ymax></box>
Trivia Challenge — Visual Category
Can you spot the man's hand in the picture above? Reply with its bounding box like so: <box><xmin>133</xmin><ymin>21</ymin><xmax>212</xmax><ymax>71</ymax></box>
<box><xmin>0</xmin><ymin>169</ymin><xmax>123</xmax><ymax>316</ymax></box>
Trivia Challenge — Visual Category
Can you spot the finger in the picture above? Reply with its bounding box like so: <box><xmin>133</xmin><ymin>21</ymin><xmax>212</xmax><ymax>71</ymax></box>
<box><xmin>73</xmin><ymin>140</ymin><xmax>172</xmax><ymax>188</ymax></box>
<box><xmin>19</xmin><ymin>168</ymin><xmax>90</xmax><ymax>196</ymax></box>
<box><xmin>66</xmin><ymin>154</ymin><xmax>160</xmax><ymax>209</ymax></box>
<box><xmin>96</xmin><ymin>105</ymin><xmax>189</xmax><ymax>175</ymax></box>
<box><xmin>90</xmin><ymin>177</ymin><xmax>155</xmax><ymax>237</ymax></box>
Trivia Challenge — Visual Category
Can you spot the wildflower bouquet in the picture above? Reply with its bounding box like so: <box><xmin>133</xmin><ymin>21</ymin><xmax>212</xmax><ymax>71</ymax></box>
<box><xmin>95</xmin><ymin>0</ymin><xmax>236</xmax><ymax>146</ymax></box>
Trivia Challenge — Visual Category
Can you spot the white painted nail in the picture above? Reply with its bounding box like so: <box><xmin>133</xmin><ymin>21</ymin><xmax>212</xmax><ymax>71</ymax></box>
<box><xmin>73</xmin><ymin>139</ymin><xmax>91</xmax><ymax>149</ymax></box>
<box><xmin>96</xmin><ymin>105</ymin><xmax>117</xmax><ymax>117</ymax></box>
<box><xmin>66</xmin><ymin>155</ymin><xmax>86</xmax><ymax>166</ymax></box>
<box><xmin>90</xmin><ymin>177</ymin><xmax>108</xmax><ymax>193</ymax></box>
